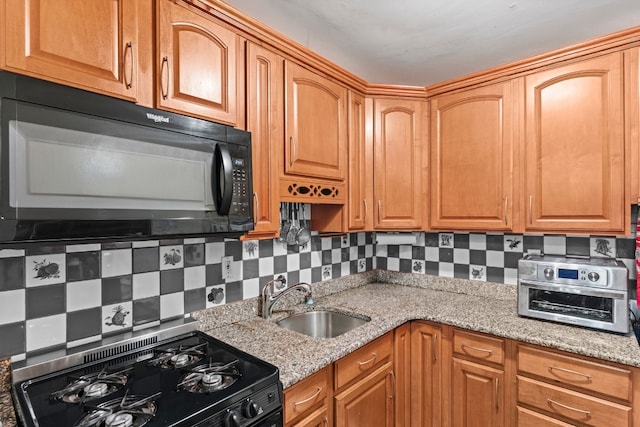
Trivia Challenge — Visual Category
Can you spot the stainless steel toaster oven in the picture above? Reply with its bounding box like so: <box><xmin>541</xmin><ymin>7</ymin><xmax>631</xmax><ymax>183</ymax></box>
<box><xmin>517</xmin><ymin>254</ymin><xmax>629</xmax><ymax>334</ymax></box>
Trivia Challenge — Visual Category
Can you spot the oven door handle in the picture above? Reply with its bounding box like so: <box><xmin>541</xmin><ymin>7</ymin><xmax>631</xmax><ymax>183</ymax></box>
<box><xmin>519</xmin><ymin>281</ymin><xmax>627</xmax><ymax>300</ymax></box>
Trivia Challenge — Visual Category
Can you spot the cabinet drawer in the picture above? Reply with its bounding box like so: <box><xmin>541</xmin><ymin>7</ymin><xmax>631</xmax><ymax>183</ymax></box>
<box><xmin>453</xmin><ymin>329</ymin><xmax>504</xmax><ymax>365</ymax></box>
<box><xmin>284</xmin><ymin>367</ymin><xmax>330</xmax><ymax>423</ymax></box>
<box><xmin>517</xmin><ymin>376</ymin><xmax>631</xmax><ymax>426</ymax></box>
<box><xmin>517</xmin><ymin>345</ymin><xmax>632</xmax><ymax>401</ymax></box>
<box><xmin>335</xmin><ymin>332</ymin><xmax>393</xmax><ymax>390</ymax></box>
<box><xmin>517</xmin><ymin>406</ymin><xmax>578</xmax><ymax>427</ymax></box>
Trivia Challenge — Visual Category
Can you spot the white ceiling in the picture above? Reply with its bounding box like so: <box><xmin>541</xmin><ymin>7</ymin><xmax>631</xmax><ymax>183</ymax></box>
<box><xmin>223</xmin><ymin>0</ymin><xmax>640</xmax><ymax>86</ymax></box>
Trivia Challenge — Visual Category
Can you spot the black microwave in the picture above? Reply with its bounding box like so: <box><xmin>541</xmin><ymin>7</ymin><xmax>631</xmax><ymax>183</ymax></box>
<box><xmin>0</xmin><ymin>71</ymin><xmax>253</xmax><ymax>243</ymax></box>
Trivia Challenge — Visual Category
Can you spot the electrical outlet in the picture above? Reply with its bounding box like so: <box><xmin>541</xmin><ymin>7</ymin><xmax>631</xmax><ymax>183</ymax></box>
<box><xmin>222</xmin><ymin>256</ymin><xmax>233</xmax><ymax>280</ymax></box>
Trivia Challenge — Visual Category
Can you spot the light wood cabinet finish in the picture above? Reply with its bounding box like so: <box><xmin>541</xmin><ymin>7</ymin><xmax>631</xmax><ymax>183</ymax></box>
<box><xmin>244</xmin><ymin>42</ymin><xmax>284</xmax><ymax>239</ymax></box>
<box><xmin>524</xmin><ymin>52</ymin><xmax>625</xmax><ymax>233</ymax></box>
<box><xmin>347</xmin><ymin>92</ymin><xmax>373</xmax><ymax>230</ymax></box>
<box><xmin>3</xmin><ymin>0</ymin><xmax>152</xmax><ymax>103</ymax></box>
<box><xmin>394</xmin><ymin>323</ymin><xmax>411</xmax><ymax>427</ymax></box>
<box><xmin>518</xmin><ymin>376</ymin><xmax>631</xmax><ymax>426</ymax></box>
<box><xmin>373</xmin><ymin>98</ymin><xmax>425</xmax><ymax>229</ymax></box>
<box><xmin>290</xmin><ymin>406</ymin><xmax>330</xmax><ymax>427</ymax></box>
<box><xmin>452</xmin><ymin>358</ymin><xmax>505</xmax><ymax>427</ymax></box>
<box><xmin>285</xmin><ymin>61</ymin><xmax>347</xmax><ymax>181</ymax></box>
<box><xmin>410</xmin><ymin>321</ymin><xmax>442</xmax><ymax>427</ymax></box>
<box><xmin>517</xmin><ymin>405</ymin><xmax>576</xmax><ymax>427</ymax></box>
<box><xmin>334</xmin><ymin>362</ymin><xmax>394</xmax><ymax>427</ymax></box>
<box><xmin>453</xmin><ymin>329</ymin><xmax>505</xmax><ymax>365</ymax></box>
<box><xmin>284</xmin><ymin>366</ymin><xmax>331</xmax><ymax>426</ymax></box>
<box><xmin>334</xmin><ymin>332</ymin><xmax>393</xmax><ymax>390</ymax></box>
<box><xmin>157</xmin><ymin>0</ymin><xmax>239</xmax><ymax>125</ymax></box>
<box><xmin>430</xmin><ymin>81</ymin><xmax>516</xmax><ymax>231</ymax></box>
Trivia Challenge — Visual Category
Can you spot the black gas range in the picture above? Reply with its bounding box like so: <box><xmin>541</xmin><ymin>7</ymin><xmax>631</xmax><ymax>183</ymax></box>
<box><xmin>12</xmin><ymin>321</ymin><xmax>282</xmax><ymax>427</ymax></box>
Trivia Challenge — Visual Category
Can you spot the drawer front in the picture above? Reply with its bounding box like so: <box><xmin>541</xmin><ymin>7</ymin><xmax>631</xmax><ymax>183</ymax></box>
<box><xmin>517</xmin><ymin>406</ymin><xmax>578</xmax><ymax>427</ymax></box>
<box><xmin>284</xmin><ymin>367</ymin><xmax>329</xmax><ymax>423</ymax></box>
<box><xmin>517</xmin><ymin>376</ymin><xmax>631</xmax><ymax>427</ymax></box>
<box><xmin>518</xmin><ymin>345</ymin><xmax>632</xmax><ymax>401</ymax></box>
<box><xmin>335</xmin><ymin>332</ymin><xmax>393</xmax><ymax>390</ymax></box>
<box><xmin>453</xmin><ymin>329</ymin><xmax>504</xmax><ymax>365</ymax></box>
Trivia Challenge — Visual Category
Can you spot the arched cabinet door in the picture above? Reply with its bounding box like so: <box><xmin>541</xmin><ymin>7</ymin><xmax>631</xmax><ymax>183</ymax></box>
<box><xmin>524</xmin><ymin>52</ymin><xmax>625</xmax><ymax>233</ymax></box>
<box><xmin>157</xmin><ymin>0</ymin><xmax>239</xmax><ymax>126</ymax></box>
<box><xmin>285</xmin><ymin>61</ymin><xmax>347</xmax><ymax>181</ymax></box>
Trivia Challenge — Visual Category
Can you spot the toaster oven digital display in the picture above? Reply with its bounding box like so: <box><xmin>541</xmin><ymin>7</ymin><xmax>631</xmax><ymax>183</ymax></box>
<box><xmin>558</xmin><ymin>268</ymin><xmax>579</xmax><ymax>280</ymax></box>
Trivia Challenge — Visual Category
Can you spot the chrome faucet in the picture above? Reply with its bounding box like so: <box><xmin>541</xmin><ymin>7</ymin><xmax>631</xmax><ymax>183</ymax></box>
<box><xmin>261</xmin><ymin>278</ymin><xmax>313</xmax><ymax>319</ymax></box>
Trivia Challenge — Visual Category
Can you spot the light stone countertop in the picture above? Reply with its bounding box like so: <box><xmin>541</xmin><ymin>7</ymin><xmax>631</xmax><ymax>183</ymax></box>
<box><xmin>193</xmin><ymin>271</ymin><xmax>640</xmax><ymax>389</ymax></box>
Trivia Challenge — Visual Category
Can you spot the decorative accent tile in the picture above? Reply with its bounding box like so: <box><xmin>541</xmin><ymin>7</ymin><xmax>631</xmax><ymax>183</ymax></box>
<box><xmin>470</xmin><ymin>265</ymin><xmax>486</xmax><ymax>281</ymax></box>
<box><xmin>26</xmin><ymin>253</ymin><xmax>65</xmax><ymax>287</ymax></box>
<box><xmin>102</xmin><ymin>302</ymin><xmax>133</xmax><ymax>334</ymax></box>
<box><xmin>590</xmin><ymin>237</ymin><xmax>616</xmax><ymax>258</ymax></box>
<box><xmin>321</xmin><ymin>265</ymin><xmax>332</xmax><ymax>281</ymax></box>
<box><xmin>411</xmin><ymin>260</ymin><xmax>425</xmax><ymax>274</ymax></box>
<box><xmin>206</xmin><ymin>285</ymin><xmax>226</xmax><ymax>307</ymax></box>
<box><xmin>504</xmin><ymin>235</ymin><xmax>523</xmax><ymax>252</ymax></box>
<box><xmin>101</xmin><ymin>249</ymin><xmax>132</xmax><ymax>278</ymax></box>
<box><xmin>159</xmin><ymin>246</ymin><xmax>183</xmax><ymax>270</ymax></box>
<box><xmin>357</xmin><ymin>259</ymin><xmax>367</xmax><ymax>272</ymax></box>
<box><xmin>67</xmin><ymin>279</ymin><xmax>101</xmax><ymax>312</ymax></box>
<box><xmin>0</xmin><ymin>257</ymin><xmax>24</xmax><ymax>291</ymax></box>
<box><xmin>243</xmin><ymin>241</ymin><xmax>259</xmax><ymax>259</ymax></box>
<box><xmin>0</xmin><ymin>290</ymin><xmax>25</xmax><ymax>324</ymax></box>
<box><xmin>184</xmin><ymin>243</ymin><xmax>205</xmax><ymax>266</ymax></box>
<box><xmin>26</xmin><ymin>314</ymin><xmax>66</xmax><ymax>352</ymax></box>
<box><xmin>439</xmin><ymin>233</ymin><xmax>454</xmax><ymax>248</ymax></box>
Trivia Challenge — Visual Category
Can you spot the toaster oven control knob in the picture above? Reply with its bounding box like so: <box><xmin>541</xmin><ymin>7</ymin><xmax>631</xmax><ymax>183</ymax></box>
<box><xmin>223</xmin><ymin>410</ymin><xmax>241</xmax><ymax>427</ymax></box>
<box><xmin>543</xmin><ymin>267</ymin><xmax>554</xmax><ymax>279</ymax></box>
<box><xmin>243</xmin><ymin>399</ymin><xmax>260</xmax><ymax>418</ymax></box>
<box><xmin>588</xmin><ymin>271</ymin><xmax>600</xmax><ymax>282</ymax></box>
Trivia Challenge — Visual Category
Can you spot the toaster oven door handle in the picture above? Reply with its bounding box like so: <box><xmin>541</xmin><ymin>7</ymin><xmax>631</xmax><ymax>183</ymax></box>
<box><xmin>214</xmin><ymin>143</ymin><xmax>233</xmax><ymax>216</ymax></box>
<box><xmin>519</xmin><ymin>281</ymin><xmax>627</xmax><ymax>300</ymax></box>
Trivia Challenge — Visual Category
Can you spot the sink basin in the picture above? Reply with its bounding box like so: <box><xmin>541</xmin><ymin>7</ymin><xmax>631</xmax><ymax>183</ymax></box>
<box><xmin>277</xmin><ymin>310</ymin><xmax>370</xmax><ymax>338</ymax></box>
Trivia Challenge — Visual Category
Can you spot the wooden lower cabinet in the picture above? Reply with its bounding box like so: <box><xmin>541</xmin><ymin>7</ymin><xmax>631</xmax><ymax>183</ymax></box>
<box><xmin>410</xmin><ymin>321</ymin><xmax>442</xmax><ymax>427</ymax></box>
<box><xmin>451</xmin><ymin>358</ymin><xmax>505</xmax><ymax>427</ymax></box>
<box><xmin>290</xmin><ymin>406</ymin><xmax>330</xmax><ymax>427</ymax></box>
<box><xmin>334</xmin><ymin>362</ymin><xmax>394</xmax><ymax>427</ymax></box>
<box><xmin>284</xmin><ymin>366</ymin><xmax>332</xmax><ymax>427</ymax></box>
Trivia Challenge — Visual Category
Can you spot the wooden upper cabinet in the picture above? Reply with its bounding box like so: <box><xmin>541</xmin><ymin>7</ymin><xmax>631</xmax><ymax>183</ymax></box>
<box><xmin>285</xmin><ymin>61</ymin><xmax>347</xmax><ymax>181</ymax></box>
<box><xmin>524</xmin><ymin>52</ymin><xmax>626</xmax><ymax>233</ymax></box>
<box><xmin>244</xmin><ymin>42</ymin><xmax>284</xmax><ymax>239</ymax></box>
<box><xmin>157</xmin><ymin>0</ymin><xmax>239</xmax><ymax>125</ymax></box>
<box><xmin>347</xmin><ymin>92</ymin><xmax>373</xmax><ymax>230</ymax></box>
<box><xmin>373</xmin><ymin>98</ymin><xmax>425</xmax><ymax>229</ymax></box>
<box><xmin>3</xmin><ymin>0</ymin><xmax>151</xmax><ymax>102</ymax></box>
<box><xmin>430</xmin><ymin>82</ymin><xmax>515</xmax><ymax>231</ymax></box>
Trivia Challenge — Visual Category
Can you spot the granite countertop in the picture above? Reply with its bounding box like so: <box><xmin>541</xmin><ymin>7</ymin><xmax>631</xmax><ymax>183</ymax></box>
<box><xmin>194</xmin><ymin>271</ymin><xmax>640</xmax><ymax>389</ymax></box>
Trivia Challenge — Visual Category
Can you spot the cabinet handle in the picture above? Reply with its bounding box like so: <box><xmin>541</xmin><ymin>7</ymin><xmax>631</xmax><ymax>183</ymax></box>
<box><xmin>363</xmin><ymin>199</ymin><xmax>368</xmax><ymax>220</ymax></box>
<box><xmin>377</xmin><ymin>200</ymin><xmax>381</xmax><ymax>222</ymax></box>
<box><xmin>389</xmin><ymin>369</ymin><xmax>395</xmax><ymax>399</ymax></box>
<box><xmin>358</xmin><ymin>352</ymin><xmax>377</xmax><ymax>366</ymax></box>
<box><xmin>461</xmin><ymin>343</ymin><xmax>493</xmax><ymax>356</ymax></box>
<box><xmin>547</xmin><ymin>398</ymin><xmax>591</xmax><ymax>416</ymax></box>
<box><xmin>432</xmin><ymin>334</ymin><xmax>437</xmax><ymax>364</ymax></box>
<box><xmin>528</xmin><ymin>195</ymin><xmax>533</xmax><ymax>224</ymax></box>
<box><xmin>549</xmin><ymin>366</ymin><xmax>592</xmax><ymax>380</ymax></box>
<box><xmin>503</xmin><ymin>197</ymin><xmax>508</xmax><ymax>226</ymax></box>
<box><xmin>124</xmin><ymin>42</ymin><xmax>133</xmax><ymax>89</ymax></box>
<box><xmin>160</xmin><ymin>56</ymin><xmax>169</xmax><ymax>100</ymax></box>
<box><xmin>290</xmin><ymin>137</ymin><xmax>296</xmax><ymax>166</ymax></box>
<box><xmin>495</xmin><ymin>378</ymin><xmax>499</xmax><ymax>410</ymax></box>
<box><xmin>323</xmin><ymin>417</ymin><xmax>328</xmax><ymax>426</ymax></box>
<box><xmin>253</xmin><ymin>192</ymin><xmax>259</xmax><ymax>226</ymax></box>
<box><xmin>293</xmin><ymin>387</ymin><xmax>322</xmax><ymax>407</ymax></box>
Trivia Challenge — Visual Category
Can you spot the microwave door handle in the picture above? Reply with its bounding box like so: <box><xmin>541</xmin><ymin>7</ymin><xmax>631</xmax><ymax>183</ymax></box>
<box><xmin>214</xmin><ymin>143</ymin><xmax>233</xmax><ymax>215</ymax></box>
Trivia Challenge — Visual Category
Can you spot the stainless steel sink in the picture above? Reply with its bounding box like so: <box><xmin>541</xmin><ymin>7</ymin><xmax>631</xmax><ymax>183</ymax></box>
<box><xmin>276</xmin><ymin>310</ymin><xmax>370</xmax><ymax>338</ymax></box>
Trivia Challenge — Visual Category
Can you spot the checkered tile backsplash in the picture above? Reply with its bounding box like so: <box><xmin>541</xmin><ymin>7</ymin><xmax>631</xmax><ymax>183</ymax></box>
<box><xmin>0</xmin><ymin>233</ymin><xmax>375</xmax><ymax>361</ymax></box>
<box><xmin>0</xmin><ymin>207</ymin><xmax>637</xmax><ymax>362</ymax></box>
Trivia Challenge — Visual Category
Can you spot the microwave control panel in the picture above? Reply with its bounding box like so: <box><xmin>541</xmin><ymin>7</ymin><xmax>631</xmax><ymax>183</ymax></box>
<box><xmin>229</xmin><ymin>145</ymin><xmax>251</xmax><ymax>215</ymax></box>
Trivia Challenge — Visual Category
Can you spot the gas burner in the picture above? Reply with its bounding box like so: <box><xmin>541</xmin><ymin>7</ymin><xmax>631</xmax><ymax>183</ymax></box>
<box><xmin>147</xmin><ymin>343</ymin><xmax>207</xmax><ymax>369</ymax></box>
<box><xmin>50</xmin><ymin>367</ymin><xmax>132</xmax><ymax>403</ymax></box>
<box><xmin>74</xmin><ymin>392</ymin><xmax>161</xmax><ymax>427</ymax></box>
<box><xmin>177</xmin><ymin>360</ymin><xmax>241</xmax><ymax>394</ymax></box>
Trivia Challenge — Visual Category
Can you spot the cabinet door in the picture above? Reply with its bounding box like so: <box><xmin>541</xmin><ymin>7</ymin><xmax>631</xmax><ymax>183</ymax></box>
<box><xmin>285</xmin><ymin>61</ymin><xmax>347</xmax><ymax>181</ymax></box>
<box><xmin>373</xmin><ymin>98</ymin><xmax>425</xmax><ymax>229</ymax></box>
<box><xmin>431</xmin><ymin>82</ymin><xmax>515</xmax><ymax>231</ymax></box>
<box><xmin>394</xmin><ymin>323</ymin><xmax>411</xmax><ymax>427</ymax></box>
<box><xmin>452</xmin><ymin>358</ymin><xmax>504</xmax><ymax>427</ymax></box>
<box><xmin>347</xmin><ymin>92</ymin><xmax>373</xmax><ymax>230</ymax></box>
<box><xmin>3</xmin><ymin>0</ymin><xmax>149</xmax><ymax>101</ymax></box>
<box><xmin>244</xmin><ymin>42</ymin><xmax>284</xmax><ymax>239</ymax></box>
<box><xmin>524</xmin><ymin>53</ymin><xmax>625</xmax><ymax>233</ymax></box>
<box><xmin>290</xmin><ymin>406</ymin><xmax>330</xmax><ymax>427</ymax></box>
<box><xmin>334</xmin><ymin>363</ymin><xmax>394</xmax><ymax>427</ymax></box>
<box><xmin>157</xmin><ymin>0</ymin><xmax>238</xmax><ymax>125</ymax></box>
<box><xmin>410</xmin><ymin>322</ymin><xmax>442</xmax><ymax>427</ymax></box>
